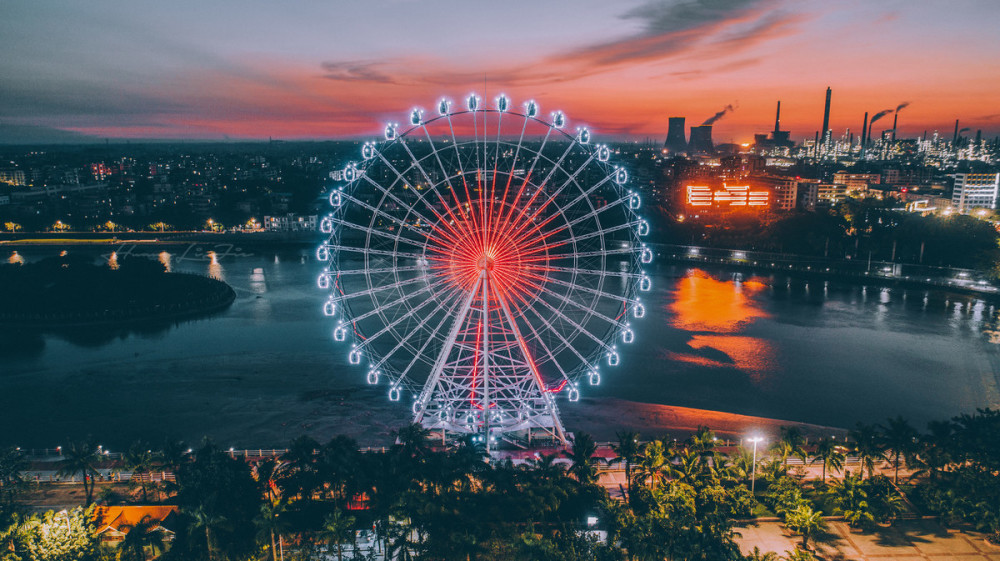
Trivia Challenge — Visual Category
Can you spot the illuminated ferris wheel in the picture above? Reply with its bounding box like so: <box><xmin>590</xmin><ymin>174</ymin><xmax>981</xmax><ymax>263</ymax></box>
<box><xmin>317</xmin><ymin>94</ymin><xmax>651</xmax><ymax>446</ymax></box>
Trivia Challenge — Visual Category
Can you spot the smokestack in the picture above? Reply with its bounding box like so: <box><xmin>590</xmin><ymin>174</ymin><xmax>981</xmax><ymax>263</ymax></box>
<box><xmin>861</xmin><ymin>112</ymin><xmax>869</xmax><ymax>147</ymax></box>
<box><xmin>976</xmin><ymin>130</ymin><xmax>982</xmax><ymax>144</ymax></box>
<box><xmin>664</xmin><ymin>117</ymin><xmax>687</xmax><ymax>153</ymax></box>
<box><xmin>822</xmin><ymin>87</ymin><xmax>832</xmax><ymax>137</ymax></box>
<box><xmin>953</xmin><ymin>119</ymin><xmax>960</xmax><ymax>144</ymax></box>
<box><xmin>774</xmin><ymin>101</ymin><xmax>781</xmax><ymax>133</ymax></box>
<box><xmin>688</xmin><ymin>125</ymin><xmax>715</xmax><ymax>154</ymax></box>
<box><xmin>891</xmin><ymin>113</ymin><xmax>898</xmax><ymax>141</ymax></box>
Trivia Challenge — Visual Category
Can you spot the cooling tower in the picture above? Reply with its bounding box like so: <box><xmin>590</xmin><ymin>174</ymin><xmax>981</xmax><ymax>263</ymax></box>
<box><xmin>688</xmin><ymin>125</ymin><xmax>714</xmax><ymax>154</ymax></box>
<box><xmin>664</xmin><ymin>117</ymin><xmax>687</xmax><ymax>153</ymax></box>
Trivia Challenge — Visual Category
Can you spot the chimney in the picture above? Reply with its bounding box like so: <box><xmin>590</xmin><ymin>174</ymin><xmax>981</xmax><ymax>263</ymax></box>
<box><xmin>822</xmin><ymin>87</ymin><xmax>832</xmax><ymax>137</ymax></box>
<box><xmin>861</xmin><ymin>112</ymin><xmax>869</xmax><ymax>147</ymax></box>
<box><xmin>688</xmin><ymin>125</ymin><xmax>715</xmax><ymax>154</ymax></box>
<box><xmin>892</xmin><ymin>112</ymin><xmax>898</xmax><ymax>141</ymax></box>
<box><xmin>664</xmin><ymin>117</ymin><xmax>687</xmax><ymax>153</ymax></box>
<box><xmin>953</xmin><ymin>119</ymin><xmax>960</xmax><ymax>144</ymax></box>
<box><xmin>774</xmin><ymin>101</ymin><xmax>781</xmax><ymax>133</ymax></box>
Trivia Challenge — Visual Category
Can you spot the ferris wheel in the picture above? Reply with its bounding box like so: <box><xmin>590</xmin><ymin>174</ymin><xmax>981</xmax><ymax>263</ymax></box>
<box><xmin>317</xmin><ymin>94</ymin><xmax>652</xmax><ymax>445</ymax></box>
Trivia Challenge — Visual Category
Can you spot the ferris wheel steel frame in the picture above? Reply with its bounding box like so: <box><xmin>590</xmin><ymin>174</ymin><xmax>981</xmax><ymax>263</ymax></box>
<box><xmin>318</xmin><ymin>94</ymin><xmax>652</xmax><ymax>448</ymax></box>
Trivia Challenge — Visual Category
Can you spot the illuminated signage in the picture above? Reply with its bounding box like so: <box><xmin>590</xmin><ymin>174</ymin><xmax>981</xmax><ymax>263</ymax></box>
<box><xmin>686</xmin><ymin>184</ymin><xmax>769</xmax><ymax>208</ymax></box>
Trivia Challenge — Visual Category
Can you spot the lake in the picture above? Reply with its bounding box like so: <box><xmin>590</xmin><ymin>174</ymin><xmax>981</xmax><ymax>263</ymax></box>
<box><xmin>2</xmin><ymin>243</ymin><xmax>998</xmax><ymax>448</ymax></box>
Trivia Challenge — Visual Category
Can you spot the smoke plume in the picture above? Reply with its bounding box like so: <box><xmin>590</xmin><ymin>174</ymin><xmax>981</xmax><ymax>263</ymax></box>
<box><xmin>895</xmin><ymin>102</ymin><xmax>910</xmax><ymax>112</ymax></box>
<box><xmin>959</xmin><ymin>127</ymin><xmax>971</xmax><ymax>134</ymax></box>
<box><xmin>870</xmin><ymin>109</ymin><xmax>894</xmax><ymax>124</ymax></box>
<box><xmin>702</xmin><ymin>104</ymin><xmax>735</xmax><ymax>125</ymax></box>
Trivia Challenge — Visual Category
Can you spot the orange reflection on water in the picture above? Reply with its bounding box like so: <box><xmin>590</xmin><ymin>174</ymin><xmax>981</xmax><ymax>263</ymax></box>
<box><xmin>158</xmin><ymin>251</ymin><xmax>172</xmax><ymax>273</ymax></box>
<box><xmin>670</xmin><ymin>271</ymin><xmax>769</xmax><ymax>332</ymax></box>
<box><xmin>8</xmin><ymin>251</ymin><xmax>25</xmax><ymax>264</ymax></box>
<box><xmin>668</xmin><ymin>271</ymin><xmax>775</xmax><ymax>382</ymax></box>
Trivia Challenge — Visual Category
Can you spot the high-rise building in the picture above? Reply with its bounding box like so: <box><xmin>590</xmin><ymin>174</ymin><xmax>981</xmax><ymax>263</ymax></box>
<box><xmin>951</xmin><ymin>173</ymin><xmax>1000</xmax><ymax>213</ymax></box>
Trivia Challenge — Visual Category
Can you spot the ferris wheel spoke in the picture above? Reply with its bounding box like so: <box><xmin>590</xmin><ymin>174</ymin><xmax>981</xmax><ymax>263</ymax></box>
<box><xmin>396</xmin><ymin>136</ymin><xmax>477</xmax><ymax>244</ymax></box>
<box><xmin>358</xmin><ymin>171</ymin><xmax>461</xmax><ymax>250</ymax></box>
<box><xmin>527</xmin><ymin>292</ymin><xmax>615</xmax><ymax>353</ymax></box>
<box><xmin>525</xmin><ymin>263</ymin><xmax>644</xmax><ymax>279</ymax></box>
<box><xmin>335</xmin><ymin>274</ymin><xmax>428</xmax><ymax>303</ymax></box>
<box><xmin>508</xmin><ymin>290</ymin><xmax>594</xmax><ymax>375</ymax></box>
<box><xmin>349</xmin><ymin>280</ymin><xmax>440</xmax><ymax>323</ymax></box>
<box><xmin>332</xmin><ymin>244</ymin><xmax>427</xmax><ymax>261</ymax></box>
<box><xmin>494</xmin><ymin>289</ymin><xmax>572</xmax><ymax>390</ymax></box>
<box><xmin>334</xmin><ymin>264</ymin><xmax>424</xmax><ymax>276</ymax></box>
<box><xmin>521</xmin><ymin>269</ymin><xmax>634</xmax><ymax>304</ymax></box>
<box><xmin>518</xmin><ymin>271</ymin><xmax>629</xmax><ymax>330</ymax></box>
<box><xmin>337</xmin><ymin>189</ymin><xmax>449</xmax><ymax>249</ymax></box>
<box><xmin>357</xmin><ymin>282</ymin><xmax>463</xmax><ymax>351</ymax></box>
<box><xmin>370</xmin><ymin>282</ymin><xmax>467</xmax><ymax>375</ymax></box>
<box><xmin>444</xmin><ymin>114</ymin><xmax>483</xmax><ymax>236</ymax></box>
<box><xmin>419</xmin><ymin>124</ymin><xmax>474</xmax><ymax>225</ymax></box>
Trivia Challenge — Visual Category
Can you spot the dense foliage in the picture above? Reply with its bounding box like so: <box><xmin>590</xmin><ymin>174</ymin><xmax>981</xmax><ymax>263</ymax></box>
<box><xmin>0</xmin><ymin>256</ymin><xmax>233</xmax><ymax>323</ymax></box>
<box><xmin>2</xmin><ymin>411</ymin><xmax>999</xmax><ymax>559</ymax></box>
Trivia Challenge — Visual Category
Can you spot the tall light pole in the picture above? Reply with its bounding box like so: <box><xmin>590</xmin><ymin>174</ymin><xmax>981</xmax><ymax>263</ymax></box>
<box><xmin>748</xmin><ymin>437</ymin><xmax>764</xmax><ymax>494</ymax></box>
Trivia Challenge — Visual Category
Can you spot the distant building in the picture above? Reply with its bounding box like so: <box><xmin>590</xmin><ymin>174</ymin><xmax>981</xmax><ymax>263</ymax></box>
<box><xmin>951</xmin><ymin>173</ymin><xmax>1000</xmax><ymax>213</ymax></box>
<box><xmin>832</xmin><ymin>172</ymin><xmax>881</xmax><ymax>195</ymax></box>
<box><xmin>817</xmin><ymin>184</ymin><xmax>849</xmax><ymax>207</ymax></box>
<box><xmin>264</xmin><ymin>213</ymin><xmax>317</xmax><ymax>232</ymax></box>
<box><xmin>0</xmin><ymin>169</ymin><xmax>26</xmax><ymax>186</ymax></box>
<box><xmin>752</xmin><ymin>175</ymin><xmax>797</xmax><ymax>211</ymax></box>
<box><xmin>92</xmin><ymin>505</ymin><xmax>178</xmax><ymax>547</ymax></box>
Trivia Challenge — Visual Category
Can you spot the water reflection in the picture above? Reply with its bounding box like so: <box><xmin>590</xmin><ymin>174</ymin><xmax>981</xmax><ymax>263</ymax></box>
<box><xmin>159</xmin><ymin>251</ymin><xmax>172</xmax><ymax>272</ymax></box>
<box><xmin>107</xmin><ymin>251</ymin><xmax>119</xmax><ymax>270</ymax></box>
<box><xmin>670</xmin><ymin>271</ymin><xmax>769</xmax><ymax>332</ymax></box>
<box><xmin>665</xmin><ymin>270</ymin><xmax>775</xmax><ymax>381</ymax></box>
<box><xmin>207</xmin><ymin>251</ymin><xmax>225</xmax><ymax>281</ymax></box>
<box><xmin>7</xmin><ymin>251</ymin><xmax>24</xmax><ymax>264</ymax></box>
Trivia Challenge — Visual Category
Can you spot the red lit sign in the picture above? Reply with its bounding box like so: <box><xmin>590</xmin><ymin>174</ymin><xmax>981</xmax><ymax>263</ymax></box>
<box><xmin>686</xmin><ymin>185</ymin><xmax>769</xmax><ymax>208</ymax></box>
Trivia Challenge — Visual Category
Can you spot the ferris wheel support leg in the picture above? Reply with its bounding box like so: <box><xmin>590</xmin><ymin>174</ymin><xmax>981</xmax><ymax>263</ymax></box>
<box><xmin>413</xmin><ymin>275</ymin><xmax>482</xmax><ymax>426</ymax></box>
<box><xmin>482</xmin><ymin>271</ymin><xmax>491</xmax><ymax>454</ymax></box>
<box><xmin>495</xmin><ymin>291</ymin><xmax>568</xmax><ymax>446</ymax></box>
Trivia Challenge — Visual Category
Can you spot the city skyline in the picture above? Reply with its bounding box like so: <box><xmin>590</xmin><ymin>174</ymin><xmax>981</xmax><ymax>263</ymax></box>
<box><xmin>2</xmin><ymin>0</ymin><xmax>1000</xmax><ymax>143</ymax></box>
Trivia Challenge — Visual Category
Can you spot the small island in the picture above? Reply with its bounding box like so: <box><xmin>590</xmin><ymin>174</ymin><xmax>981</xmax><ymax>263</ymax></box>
<box><xmin>0</xmin><ymin>254</ymin><xmax>235</xmax><ymax>326</ymax></box>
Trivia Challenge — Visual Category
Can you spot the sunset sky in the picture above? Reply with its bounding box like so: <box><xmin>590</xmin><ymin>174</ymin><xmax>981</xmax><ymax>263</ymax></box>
<box><xmin>2</xmin><ymin>0</ymin><xmax>999</xmax><ymax>143</ymax></box>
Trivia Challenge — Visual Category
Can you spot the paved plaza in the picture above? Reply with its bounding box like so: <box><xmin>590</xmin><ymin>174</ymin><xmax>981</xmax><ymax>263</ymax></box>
<box><xmin>737</xmin><ymin>519</ymin><xmax>1000</xmax><ymax>560</ymax></box>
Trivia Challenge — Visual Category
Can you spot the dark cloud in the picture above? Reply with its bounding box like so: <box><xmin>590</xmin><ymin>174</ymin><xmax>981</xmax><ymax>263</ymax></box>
<box><xmin>552</xmin><ymin>0</ymin><xmax>795</xmax><ymax>68</ymax></box>
<box><xmin>320</xmin><ymin>60</ymin><xmax>396</xmax><ymax>84</ymax></box>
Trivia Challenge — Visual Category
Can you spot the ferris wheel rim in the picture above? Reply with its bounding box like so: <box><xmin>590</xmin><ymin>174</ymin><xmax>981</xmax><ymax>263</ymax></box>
<box><xmin>321</xmin><ymin>95</ymin><xmax>649</xmax><ymax>403</ymax></box>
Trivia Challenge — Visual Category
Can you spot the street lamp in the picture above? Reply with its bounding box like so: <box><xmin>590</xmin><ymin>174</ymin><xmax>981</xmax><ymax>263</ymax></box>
<box><xmin>748</xmin><ymin>436</ymin><xmax>764</xmax><ymax>494</ymax></box>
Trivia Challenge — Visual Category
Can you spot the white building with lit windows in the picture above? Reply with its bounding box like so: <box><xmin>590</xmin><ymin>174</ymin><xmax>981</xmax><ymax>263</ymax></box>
<box><xmin>951</xmin><ymin>173</ymin><xmax>1000</xmax><ymax>213</ymax></box>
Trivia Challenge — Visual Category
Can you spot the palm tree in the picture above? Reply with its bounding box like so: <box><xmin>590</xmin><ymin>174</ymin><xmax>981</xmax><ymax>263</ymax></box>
<box><xmin>724</xmin><ymin>446</ymin><xmax>754</xmax><ymax>484</ymax></box>
<box><xmin>812</xmin><ymin>438</ymin><xmax>846</xmax><ymax>483</ymax></box>
<box><xmin>848</xmin><ymin>423</ymin><xmax>885</xmax><ymax>479</ymax></box>
<box><xmin>632</xmin><ymin>439</ymin><xmax>666</xmax><ymax>488</ymax></box>
<box><xmin>57</xmin><ymin>439</ymin><xmax>101</xmax><ymax>506</ymax></box>
<box><xmin>254</xmin><ymin>499</ymin><xmax>288</xmax><ymax>561</ymax></box>
<box><xmin>188</xmin><ymin>505</ymin><xmax>226</xmax><ymax>561</ymax></box>
<box><xmin>612</xmin><ymin>430</ymin><xmax>641</xmax><ymax>503</ymax></box>
<box><xmin>319</xmin><ymin>508</ymin><xmax>357</xmax><ymax>561</ymax></box>
<box><xmin>771</xmin><ymin>427</ymin><xmax>808</xmax><ymax>465</ymax></box>
<box><xmin>563</xmin><ymin>432</ymin><xmax>599</xmax><ymax>485</ymax></box>
<box><xmin>783</xmin><ymin>503</ymin><xmax>825</xmax><ymax>550</ymax></box>
<box><xmin>123</xmin><ymin>442</ymin><xmax>155</xmax><ymax>503</ymax></box>
<box><xmin>880</xmin><ymin>416</ymin><xmax>918</xmax><ymax>484</ymax></box>
<box><xmin>829</xmin><ymin>472</ymin><xmax>874</xmax><ymax>529</ymax></box>
<box><xmin>253</xmin><ymin>458</ymin><xmax>282</xmax><ymax>504</ymax></box>
<box><xmin>914</xmin><ymin>420</ymin><xmax>953</xmax><ymax>483</ymax></box>
<box><xmin>118</xmin><ymin>515</ymin><xmax>166</xmax><ymax>561</ymax></box>
<box><xmin>745</xmin><ymin>546</ymin><xmax>780</xmax><ymax>561</ymax></box>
